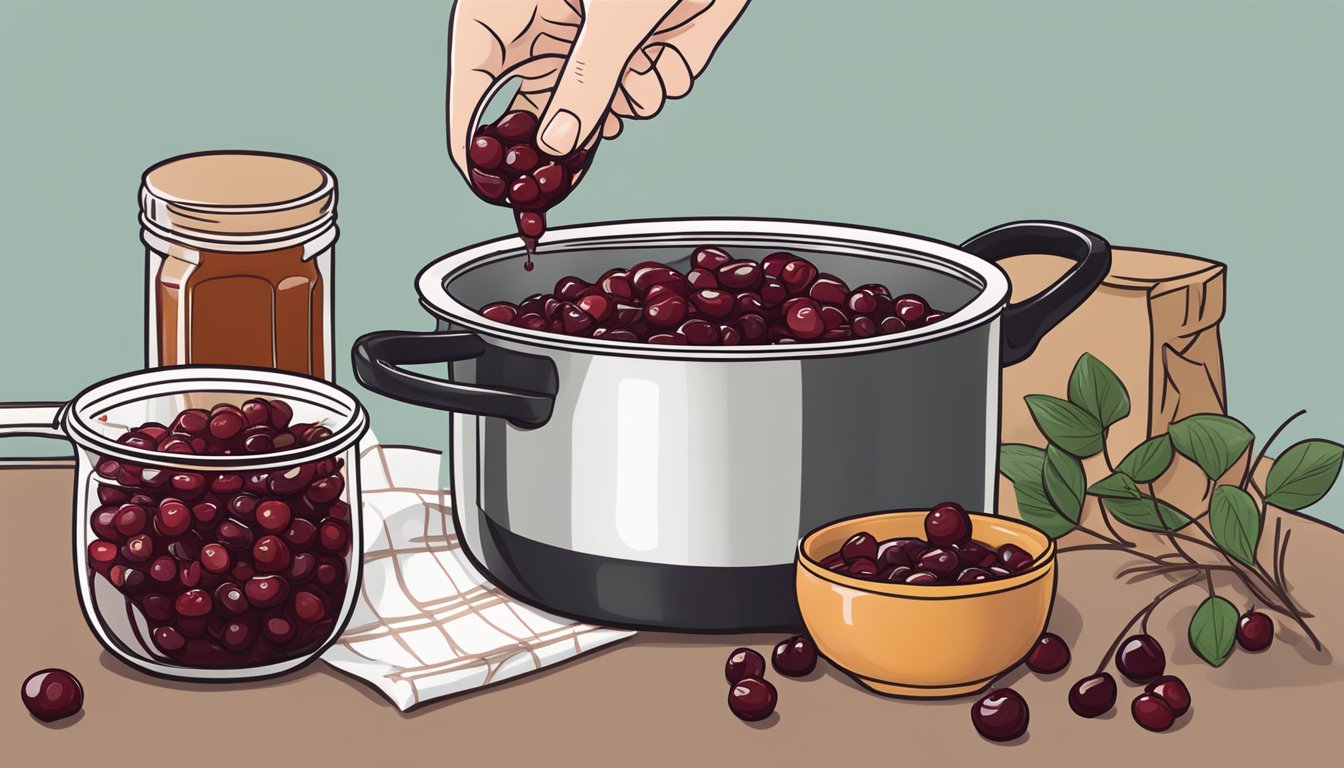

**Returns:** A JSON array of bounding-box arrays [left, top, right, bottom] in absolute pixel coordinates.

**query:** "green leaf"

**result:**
[[1000, 444, 1046, 485], [1102, 496, 1193, 532], [1189, 595, 1239, 667], [1068, 353, 1131, 428], [1263, 439, 1344, 511], [1168, 414, 1254, 480], [1116, 436, 1174, 484], [1209, 485, 1261, 566], [1087, 472, 1142, 499], [998, 444, 1077, 538], [1043, 445, 1085, 522], [1024, 395, 1104, 458]]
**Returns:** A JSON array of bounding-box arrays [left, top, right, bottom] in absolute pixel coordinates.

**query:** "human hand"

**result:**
[[446, 0, 748, 182]]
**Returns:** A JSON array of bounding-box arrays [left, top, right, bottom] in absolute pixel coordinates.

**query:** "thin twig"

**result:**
[[1242, 409, 1307, 493], [1274, 520, 1286, 589], [1100, 435, 1137, 546], [1072, 524, 1168, 565], [1272, 518, 1285, 592], [1098, 575, 1202, 674], [1119, 562, 1314, 619], [1058, 543, 1133, 555]]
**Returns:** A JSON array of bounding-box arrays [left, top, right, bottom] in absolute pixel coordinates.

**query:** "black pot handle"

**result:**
[[960, 220, 1111, 366], [352, 330, 554, 428]]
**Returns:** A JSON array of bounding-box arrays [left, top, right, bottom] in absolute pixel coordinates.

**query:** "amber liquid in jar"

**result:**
[[142, 151, 337, 380], [156, 246, 326, 377]]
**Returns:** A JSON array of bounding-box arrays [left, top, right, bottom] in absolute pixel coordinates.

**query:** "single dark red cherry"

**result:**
[[1026, 633, 1071, 674], [782, 297, 824, 339], [971, 688, 1029, 742], [494, 110, 538, 142], [924, 501, 971, 546], [245, 575, 289, 609], [1131, 693, 1175, 732], [998, 543, 1036, 572], [917, 547, 960, 577], [1068, 672, 1117, 718], [469, 134, 503, 170], [840, 532, 878, 563], [1116, 634, 1166, 683], [725, 647, 766, 685], [692, 246, 732, 271], [208, 405, 245, 440], [956, 567, 992, 583], [1144, 675, 1191, 717], [843, 557, 877, 577], [772, 635, 817, 677], [727, 678, 777, 722], [1237, 611, 1273, 652], [21, 668, 84, 722]]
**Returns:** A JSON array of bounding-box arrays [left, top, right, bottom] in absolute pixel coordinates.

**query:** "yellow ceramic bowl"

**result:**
[[796, 510, 1057, 698]]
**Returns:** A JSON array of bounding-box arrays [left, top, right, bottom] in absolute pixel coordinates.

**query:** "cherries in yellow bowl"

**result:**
[[796, 508, 1056, 698]]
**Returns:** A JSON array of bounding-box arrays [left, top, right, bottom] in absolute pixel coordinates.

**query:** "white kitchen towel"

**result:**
[[321, 437, 634, 711]]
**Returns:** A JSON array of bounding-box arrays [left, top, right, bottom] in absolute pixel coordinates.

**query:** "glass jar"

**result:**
[[69, 367, 367, 680], [141, 151, 338, 379]]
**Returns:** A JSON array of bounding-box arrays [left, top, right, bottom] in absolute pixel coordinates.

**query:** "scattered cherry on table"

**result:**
[[1025, 633, 1071, 674], [21, 668, 83, 722], [771, 635, 817, 677], [724, 647, 766, 685], [970, 688, 1029, 742], [1236, 611, 1274, 652], [1115, 634, 1166, 683], [727, 677, 777, 722]]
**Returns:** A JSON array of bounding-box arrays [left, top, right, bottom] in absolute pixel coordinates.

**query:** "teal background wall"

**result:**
[[3, 0, 1341, 521]]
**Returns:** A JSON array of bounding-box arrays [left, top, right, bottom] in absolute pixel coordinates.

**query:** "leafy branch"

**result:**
[[1000, 353, 1341, 663]]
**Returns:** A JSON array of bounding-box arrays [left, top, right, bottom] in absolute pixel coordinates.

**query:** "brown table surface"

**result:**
[[3, 462, 1340, 766]]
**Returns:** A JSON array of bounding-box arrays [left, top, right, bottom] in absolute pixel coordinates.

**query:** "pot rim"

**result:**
[[415, 217, 1011, 360]]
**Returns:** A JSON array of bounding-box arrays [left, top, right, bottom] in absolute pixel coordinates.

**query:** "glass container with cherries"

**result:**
[[25, 367, 370, 681]]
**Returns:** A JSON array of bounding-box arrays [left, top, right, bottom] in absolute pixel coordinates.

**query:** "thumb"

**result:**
[[537, 0, 672, 156]]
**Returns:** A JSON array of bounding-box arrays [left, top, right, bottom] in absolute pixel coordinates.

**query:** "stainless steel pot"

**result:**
[[353, 218, 1109, 631]]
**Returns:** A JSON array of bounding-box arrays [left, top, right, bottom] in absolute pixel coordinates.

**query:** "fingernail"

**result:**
[[539, 110, 580, 155]]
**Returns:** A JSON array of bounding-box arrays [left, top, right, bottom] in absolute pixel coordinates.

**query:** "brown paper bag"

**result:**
[[997, 248, 1229, 522]]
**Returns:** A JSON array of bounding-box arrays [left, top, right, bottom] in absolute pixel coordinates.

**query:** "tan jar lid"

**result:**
[[140, 151, 337, 252]]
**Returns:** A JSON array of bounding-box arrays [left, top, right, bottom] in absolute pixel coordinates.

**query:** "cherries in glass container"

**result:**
[[479, 246, 947, 346], [466, 110, 596, 268], [817, 502, 1038, 585], [86, 399, 352, 669]]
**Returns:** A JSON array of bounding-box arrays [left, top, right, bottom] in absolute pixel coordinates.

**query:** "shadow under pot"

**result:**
[[0, 366, 369, 681], [352, 218, 1110, 632]]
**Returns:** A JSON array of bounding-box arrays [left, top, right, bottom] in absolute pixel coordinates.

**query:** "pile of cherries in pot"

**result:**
[[86, 399, 353, 669], [466, 110, 595, 261], [478, 246, 947, 345], [819, 502, 1038, 585]]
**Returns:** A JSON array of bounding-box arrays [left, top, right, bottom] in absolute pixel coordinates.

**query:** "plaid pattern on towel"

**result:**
[[321, 439, 634, 710]]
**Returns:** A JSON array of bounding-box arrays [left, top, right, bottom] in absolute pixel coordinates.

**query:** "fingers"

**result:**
[[536, 0, 676, 156], [446, 1, 507, 180], [649, 0, 749, 82]]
